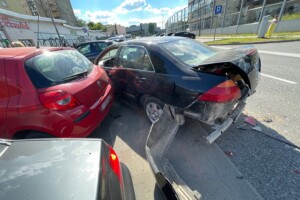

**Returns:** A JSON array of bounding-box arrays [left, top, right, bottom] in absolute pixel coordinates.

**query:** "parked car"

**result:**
[[94, 37, 260, 128], [76, 40, 115, 62], [0, 138, 136, 200], [108, 36, 126, 42], [166, 32, 174, 36], [173, 31, 196, 39], [0, 47, 114, 139]]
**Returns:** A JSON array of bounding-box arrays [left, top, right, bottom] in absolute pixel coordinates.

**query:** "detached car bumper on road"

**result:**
[[0, 139, 135, 200]]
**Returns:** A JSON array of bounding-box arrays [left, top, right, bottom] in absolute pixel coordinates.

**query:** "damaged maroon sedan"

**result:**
[[95, 37, 260, 143]]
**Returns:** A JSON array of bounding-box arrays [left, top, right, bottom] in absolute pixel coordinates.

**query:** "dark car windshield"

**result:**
[[159, 39, 217, 67], [25, 50, 93, 89]]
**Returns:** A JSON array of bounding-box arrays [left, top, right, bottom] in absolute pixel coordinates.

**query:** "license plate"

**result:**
[[101, 95, 111, 111]]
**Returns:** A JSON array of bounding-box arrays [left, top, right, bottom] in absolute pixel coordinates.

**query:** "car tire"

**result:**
[[143, 97, 164, 123], [25, 132, 55, 139]]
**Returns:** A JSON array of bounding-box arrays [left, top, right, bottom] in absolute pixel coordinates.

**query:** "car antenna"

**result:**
[[36, 14, 40, 48]]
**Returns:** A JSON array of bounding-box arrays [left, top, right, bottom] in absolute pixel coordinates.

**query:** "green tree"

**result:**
[[87, 21, 95, 29], [87, 21, 106, 31], [148, 23, 155, 35], [76, 17, 86, 27]]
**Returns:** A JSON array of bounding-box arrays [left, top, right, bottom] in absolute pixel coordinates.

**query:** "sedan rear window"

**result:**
[[160, 39, 217, 67], [25, 50, 93, 89]]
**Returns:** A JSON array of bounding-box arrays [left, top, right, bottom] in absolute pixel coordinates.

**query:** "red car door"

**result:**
[[0, 59, 9, 137]]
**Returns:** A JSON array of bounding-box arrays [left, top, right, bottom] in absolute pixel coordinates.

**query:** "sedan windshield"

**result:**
[[25, 50, 93, 89], [160, 39, 217, 67]]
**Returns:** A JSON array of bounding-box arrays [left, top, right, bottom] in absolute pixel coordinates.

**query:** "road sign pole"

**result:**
[[214, 18, 217, 41], [214, 4, 223, 41]]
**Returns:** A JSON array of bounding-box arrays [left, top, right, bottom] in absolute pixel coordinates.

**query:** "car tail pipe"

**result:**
[[145, 105, 202, 200]]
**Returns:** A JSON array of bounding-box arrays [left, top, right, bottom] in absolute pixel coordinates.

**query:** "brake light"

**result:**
[[109, 146, 122, 183], [198, 80, 241, 103], [38, 90, 80, 111]]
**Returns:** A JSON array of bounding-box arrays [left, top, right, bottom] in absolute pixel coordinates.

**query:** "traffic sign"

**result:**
[[82, 28, 88, 33], [215, 5, 223, 15]]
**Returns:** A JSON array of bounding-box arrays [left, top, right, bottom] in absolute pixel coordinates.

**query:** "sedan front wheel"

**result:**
[[144, 97, 164, 123]]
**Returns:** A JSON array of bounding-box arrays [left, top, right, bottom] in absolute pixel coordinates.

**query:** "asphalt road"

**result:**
[[90, 41, 300, 200], [214, 41, 300, 200]]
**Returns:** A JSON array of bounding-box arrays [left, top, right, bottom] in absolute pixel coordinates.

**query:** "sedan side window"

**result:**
[[98, 48, 118, 67], [119, 46, 153, 71], [77, 44, 91, 55]]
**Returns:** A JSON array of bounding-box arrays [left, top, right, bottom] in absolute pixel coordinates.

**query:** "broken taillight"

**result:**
[[38, 90, 80, 111], [198, 80, 241, 103]]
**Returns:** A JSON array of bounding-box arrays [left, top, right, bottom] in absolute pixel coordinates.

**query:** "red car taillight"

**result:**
[[109, 146, 122, 183], [198, 80, 241, 103], [38, 90, 80, 111]]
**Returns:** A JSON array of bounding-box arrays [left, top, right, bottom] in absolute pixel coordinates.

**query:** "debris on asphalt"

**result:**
[[237, 125, 249, 130], [252, 126, 262, 132], [264, 118, 273, 123], [244, 116, 256, 126], [224, 151, 234, 157]]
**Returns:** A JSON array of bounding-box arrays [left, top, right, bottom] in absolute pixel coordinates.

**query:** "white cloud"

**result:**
[[73, 9, 81, 16], [73, 2, 187, 29], [114, 0, 147, 14], [165, 5, 187, 18], [144, 4, 170, 15]]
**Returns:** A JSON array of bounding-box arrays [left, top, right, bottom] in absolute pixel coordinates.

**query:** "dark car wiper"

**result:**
[[63, 70, 88, 82]]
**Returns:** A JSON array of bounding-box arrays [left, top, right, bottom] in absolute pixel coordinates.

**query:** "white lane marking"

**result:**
[[211, 46, 298, 84], [211, 46, 300, 58], [259, 50, 300, 58], [261, 73, 297, 84]]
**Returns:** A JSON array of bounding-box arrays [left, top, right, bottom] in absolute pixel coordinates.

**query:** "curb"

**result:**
[[205, 39, 300, 46]]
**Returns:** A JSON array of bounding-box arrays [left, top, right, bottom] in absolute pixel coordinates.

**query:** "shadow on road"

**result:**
[[89, 100, 300, 200], [89, 100, 150, 159]]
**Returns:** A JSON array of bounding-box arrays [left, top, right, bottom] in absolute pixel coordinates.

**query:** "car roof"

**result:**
[[119, 36, 184, 46], [0, 47, 72, 58], [0, 139, 108, 200], [76, 40, 112, 46], [0, 47, 72, 59]]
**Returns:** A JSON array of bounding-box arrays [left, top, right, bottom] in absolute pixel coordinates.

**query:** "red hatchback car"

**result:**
[[0, 47, 113, 139]]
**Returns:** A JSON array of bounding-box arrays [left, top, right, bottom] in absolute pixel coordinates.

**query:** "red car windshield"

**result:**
[[25, 50, 93, 89]]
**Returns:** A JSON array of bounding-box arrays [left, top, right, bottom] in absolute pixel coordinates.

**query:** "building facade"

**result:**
[[0, 0, 77, 26], [126, 23, 161, 37], [0, 8, 105, 48], [106, 24, 126, 36], [0, 0, 32, 15], [166, 0, 300, 34]]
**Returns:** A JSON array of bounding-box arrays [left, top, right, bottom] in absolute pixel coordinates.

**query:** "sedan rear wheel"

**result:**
[[144, 97, 164, 123]]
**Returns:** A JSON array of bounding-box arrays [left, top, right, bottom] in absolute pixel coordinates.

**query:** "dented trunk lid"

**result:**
[[199, 45, 261, 91]]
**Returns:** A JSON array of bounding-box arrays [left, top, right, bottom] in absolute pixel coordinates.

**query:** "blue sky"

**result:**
[[70, 0, 187, 28]]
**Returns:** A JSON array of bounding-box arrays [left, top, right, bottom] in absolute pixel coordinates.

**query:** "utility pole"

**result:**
[[46, 0, 63, 46]]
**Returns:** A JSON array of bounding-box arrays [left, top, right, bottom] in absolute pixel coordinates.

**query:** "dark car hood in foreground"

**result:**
[[0, 139, 103, 200]]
